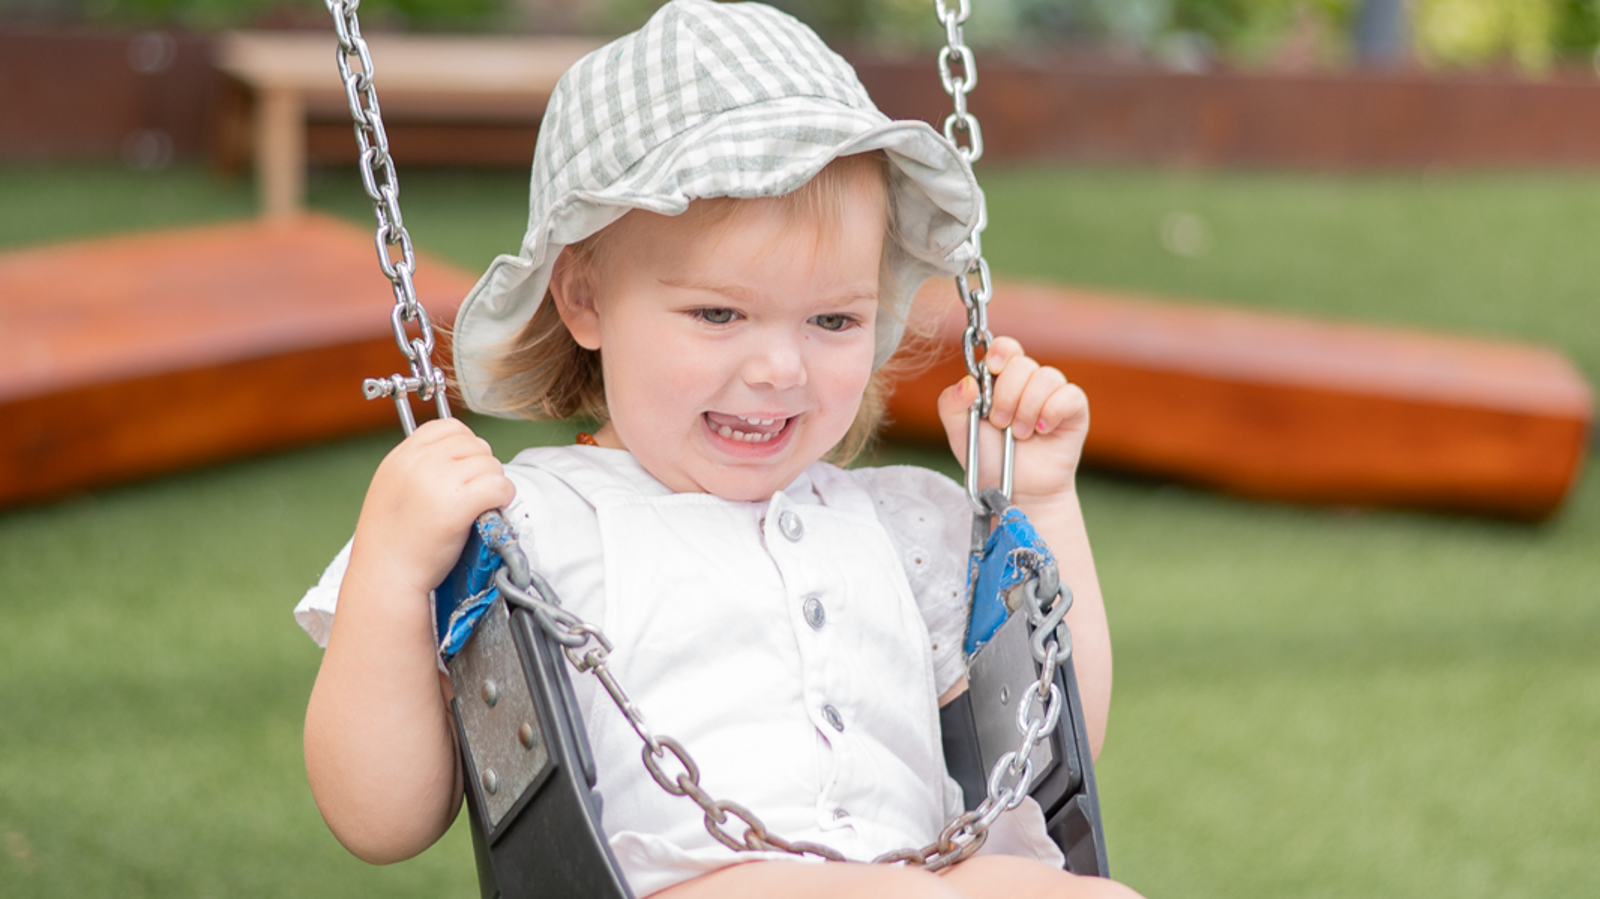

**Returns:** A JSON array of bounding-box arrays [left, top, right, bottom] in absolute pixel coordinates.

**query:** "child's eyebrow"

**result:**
[[658, 276, 760, 302], [659, 276, 879, 306]]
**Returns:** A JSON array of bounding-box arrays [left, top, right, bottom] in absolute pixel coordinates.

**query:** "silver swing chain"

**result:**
[[324, 0, 1070, 875], [327, 0, 450, 435]]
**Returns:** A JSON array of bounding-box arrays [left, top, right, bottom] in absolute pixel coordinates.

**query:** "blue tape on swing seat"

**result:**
[[965, 505, 1055, 658], [435, 515, 521, 660]]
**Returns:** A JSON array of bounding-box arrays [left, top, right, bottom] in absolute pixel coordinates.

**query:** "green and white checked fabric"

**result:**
[[454, 0, 983, 414]]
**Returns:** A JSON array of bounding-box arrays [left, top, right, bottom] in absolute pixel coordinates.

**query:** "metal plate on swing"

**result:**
[[967, 610, 1055, 785], [450, 598, 553, 831]]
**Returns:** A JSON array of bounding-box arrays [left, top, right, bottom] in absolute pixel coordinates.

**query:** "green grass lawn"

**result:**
[[2, 162, 1596, 898]]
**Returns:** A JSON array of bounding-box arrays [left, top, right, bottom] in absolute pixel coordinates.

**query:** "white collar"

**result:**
[[568, 445, 823, 507]]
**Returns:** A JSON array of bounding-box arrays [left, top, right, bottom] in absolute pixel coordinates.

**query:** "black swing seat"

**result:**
[[446, 562, 1107, 899], [452, 597, 630, 898], [939, 646, 1108, 876]]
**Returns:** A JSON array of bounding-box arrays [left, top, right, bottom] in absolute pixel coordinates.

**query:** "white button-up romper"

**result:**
[[513, 446, 961, 894], [295, 445, 1061, 896]]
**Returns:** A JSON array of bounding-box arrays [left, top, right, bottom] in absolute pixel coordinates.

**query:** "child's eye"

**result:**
[[695, 307, 738, 325], [812, 313, 857, 332]]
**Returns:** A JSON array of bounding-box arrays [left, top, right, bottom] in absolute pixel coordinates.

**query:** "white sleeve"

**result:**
[[293, 537, 353, 649], [290, 452, 603, 720], [852, 465, 973, 698], [289, 454, 601, 652]]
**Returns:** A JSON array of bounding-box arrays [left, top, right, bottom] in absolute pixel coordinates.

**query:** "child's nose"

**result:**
[[741, 333, 807, 390]]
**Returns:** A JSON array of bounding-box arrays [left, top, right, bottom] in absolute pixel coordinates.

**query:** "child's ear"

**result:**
[[549, 247, 602, 350]]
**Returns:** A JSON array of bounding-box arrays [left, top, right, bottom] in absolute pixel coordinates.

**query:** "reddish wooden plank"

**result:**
[[886, 282, 1592, 520], [4, 219, 1589, 518], [1, 214, 475, 506]]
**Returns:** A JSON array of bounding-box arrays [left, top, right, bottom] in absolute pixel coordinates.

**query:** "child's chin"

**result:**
[[703, 471, 794, 504]]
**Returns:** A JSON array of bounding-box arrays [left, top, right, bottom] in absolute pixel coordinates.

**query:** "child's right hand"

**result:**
[[349, 417, 517, 599], [308, 417, 509, 862]]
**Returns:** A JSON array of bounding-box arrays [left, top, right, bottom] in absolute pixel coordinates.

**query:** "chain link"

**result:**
[[935, 0, 1013, 512], [935, 0, 983, 165], [498, 573, 851, 864], [497, 558, 1071, 874], [325, 0, 449, 435]]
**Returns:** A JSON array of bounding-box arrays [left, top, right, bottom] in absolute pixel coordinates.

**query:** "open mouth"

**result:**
[[704, 412, 792, 445]]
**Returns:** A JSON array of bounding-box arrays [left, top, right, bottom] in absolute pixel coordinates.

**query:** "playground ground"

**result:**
[[1, 162, 1596, 897]]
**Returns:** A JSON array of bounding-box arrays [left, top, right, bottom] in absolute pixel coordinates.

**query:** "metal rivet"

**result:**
[[998, 684, 1010, 706], [481, 679, 500, 707], [518, 721, 536, 749], [779, 510, 804, 541], [803, 595, 826, 630], [482, 768, 500, 795], [822, 704, 844, 732]]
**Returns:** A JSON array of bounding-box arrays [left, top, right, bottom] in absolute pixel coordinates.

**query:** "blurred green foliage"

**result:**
[[591, 0, 1600, 71], [8, 0, 1600, 69], [2, 0, 507, 30], [1136, 0, 1600, 69], [1413, 0, 1554, 70], [1167, 0, 1351, 60], [1553, 0, 1600, 51]]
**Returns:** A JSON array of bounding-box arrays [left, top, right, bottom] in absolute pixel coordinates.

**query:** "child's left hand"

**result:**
[[936, 335, 1089, 508]]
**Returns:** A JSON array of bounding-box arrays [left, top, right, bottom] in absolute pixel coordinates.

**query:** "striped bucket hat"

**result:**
[[452, 0, 983, 415]]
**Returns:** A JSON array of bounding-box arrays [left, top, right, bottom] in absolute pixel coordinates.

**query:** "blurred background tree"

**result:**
[[0, 0, 508, 30], [5, 0, 1600, 71], [1412, 0, 1556, 71], [583, 0, 1600, 74]]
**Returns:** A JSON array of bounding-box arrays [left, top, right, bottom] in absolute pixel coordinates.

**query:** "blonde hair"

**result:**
[[476, 151, 928, 464]]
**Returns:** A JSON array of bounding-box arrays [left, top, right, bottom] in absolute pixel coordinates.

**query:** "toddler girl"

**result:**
[[296, 2, 1137, 897]]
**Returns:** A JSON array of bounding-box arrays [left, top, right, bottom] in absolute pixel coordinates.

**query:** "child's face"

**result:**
[[556, 178, 886, 502]]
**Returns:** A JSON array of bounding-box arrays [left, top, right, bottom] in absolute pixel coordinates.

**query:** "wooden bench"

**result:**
[[2, 219, 1590, 518], [213, 32, 602, 218]]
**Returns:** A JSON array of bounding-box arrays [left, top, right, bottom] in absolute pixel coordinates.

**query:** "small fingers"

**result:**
[[983, 338, 1083, 439], [985, 343, 1041, 433], [461, 470, 517, 519], [1034, 378, 1088, 437], [1009, 364, 1070, 438], [936, 375, 980, 461], [442, 443, 514, 508], [985, 336, 1026, 374], [408, 418, 497, 464], [938, 375, 980, 420], [410, 416, 472, 443], [444, 432, 498, 464]]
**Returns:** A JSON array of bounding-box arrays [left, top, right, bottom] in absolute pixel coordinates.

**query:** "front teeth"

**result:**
[[713, 415, 785, 443], [717, 423, 779, 443]]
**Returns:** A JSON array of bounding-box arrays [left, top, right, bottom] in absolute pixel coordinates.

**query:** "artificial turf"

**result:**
[[1, 162, 1596, 897]]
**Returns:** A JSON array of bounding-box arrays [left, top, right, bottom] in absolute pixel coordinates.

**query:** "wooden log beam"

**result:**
[[886, 282, 1592, 520], [4, 218, 1588, 519], [0, 214, 473, 507]]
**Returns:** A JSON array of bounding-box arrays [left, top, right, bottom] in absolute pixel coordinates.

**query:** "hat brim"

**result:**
[[453, 100, 980, 416]]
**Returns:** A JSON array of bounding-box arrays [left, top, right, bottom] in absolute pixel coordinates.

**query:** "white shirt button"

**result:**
[[822, 704, 845, 732], [803, 595, 825, 629], [778, 510, 804, 541]]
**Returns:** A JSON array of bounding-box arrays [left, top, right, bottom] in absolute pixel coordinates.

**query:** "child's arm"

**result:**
[[303, 418, 516, 863], [935, 336, 1112, 762]]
